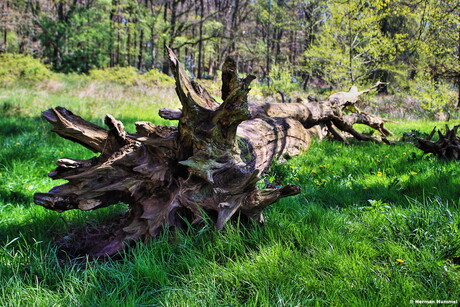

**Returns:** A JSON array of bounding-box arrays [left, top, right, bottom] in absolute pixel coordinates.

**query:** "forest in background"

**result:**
[[1, 0, 459, 111], [1, 2, 460, 304]]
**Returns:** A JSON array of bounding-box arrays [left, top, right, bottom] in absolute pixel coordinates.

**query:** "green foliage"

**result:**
[[88, 66, 174, 87], [269, 64, 300, 93], [414, 0, 459, 84], [409, 76, 456, 118], [0, 54, 54, 85], [61, 6, 112, 73], [303, 1, 370, 86], [302, 0, 459, 97], [303, 0, 411, 87], [253, 63, 301, 98], [2, 0, 459, 102], [38, 0, 113, 73], [1, 77, 460, 304], [1, 107, 459, 305], [142, 68, 175, 85]]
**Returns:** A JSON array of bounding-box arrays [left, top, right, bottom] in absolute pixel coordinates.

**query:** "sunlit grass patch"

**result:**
[[0, 78, 459, 305]]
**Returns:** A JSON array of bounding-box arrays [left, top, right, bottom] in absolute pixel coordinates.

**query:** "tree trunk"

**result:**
[[162, 2, 169, 74], [127, 25, 131, 66], [457, 22, 460, 109], [2, 29, 6, 52], [116, 24, 121, 66], [34, 49, 391, 257], [109, 0, 116, 67], [250, 82, 392, 144], [2, 0, 7, 52], [138, 29, 144, 70], [197, 0, 204, 78]]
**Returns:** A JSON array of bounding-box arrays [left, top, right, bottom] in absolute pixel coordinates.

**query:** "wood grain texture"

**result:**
[[34, 50, 322, 256]]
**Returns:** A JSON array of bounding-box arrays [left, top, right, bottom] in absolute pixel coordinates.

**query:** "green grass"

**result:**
[[1, 80, 460, 306]]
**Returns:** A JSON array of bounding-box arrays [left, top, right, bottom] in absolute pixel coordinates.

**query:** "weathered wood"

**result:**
[[326, 82, 386, 108], [250, 82, 392, 142], [34, 48, 391, 257], [164, 81, 392, 143], [416, 125, 460, 160], [42, 107, 108, 153], [34, 49, 324, 256], [159, 108, 182, 120]]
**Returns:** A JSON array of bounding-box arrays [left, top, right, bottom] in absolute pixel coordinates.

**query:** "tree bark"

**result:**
[[197, 0, 204, 78], [137, 29, 144, 70], [246, 82, 392, 144], [34, 49, 391, 257], [127, 24, 131, 66], [34, 48, 322, 257]]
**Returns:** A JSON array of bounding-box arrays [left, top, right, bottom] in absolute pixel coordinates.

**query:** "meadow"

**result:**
[[0, 75, 459, 306]]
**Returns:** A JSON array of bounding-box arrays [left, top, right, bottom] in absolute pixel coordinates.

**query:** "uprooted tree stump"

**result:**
[[416, 125, 460, 160], [34, 48, 392, 257]]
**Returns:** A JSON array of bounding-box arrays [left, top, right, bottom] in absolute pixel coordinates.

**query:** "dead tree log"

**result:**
[[416, 125, 460, 160], [34, 49, 391, 257], [244, 82, 392, 143], [34, 49, 321, 256], [162, 82, 392, 144]]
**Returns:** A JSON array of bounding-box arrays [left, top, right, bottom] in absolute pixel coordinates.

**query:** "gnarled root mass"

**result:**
[[34, 49, 391, 256], [416, 125, 460, 160]]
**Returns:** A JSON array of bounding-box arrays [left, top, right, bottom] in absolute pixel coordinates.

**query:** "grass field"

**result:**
[[1, 79, 459, 306]]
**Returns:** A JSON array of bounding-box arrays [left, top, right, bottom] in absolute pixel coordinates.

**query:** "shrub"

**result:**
[[0, 53, 54, 85], [252, 64, 302, 101], [410, 75, 456, 119], [269, 64, 300, 94], [89, 66, 174, 87], [142, 68, 175, 86]]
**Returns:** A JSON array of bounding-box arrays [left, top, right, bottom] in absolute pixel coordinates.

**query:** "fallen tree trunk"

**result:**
[[252, 82, 393, 144], [162, 82, 392, 144], [34, 49, 391, 256]]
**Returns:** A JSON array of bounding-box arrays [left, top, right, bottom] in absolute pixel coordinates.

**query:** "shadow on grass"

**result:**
[[0, 204, 128, 249], [299, 173, 460, 210], [0, 190, 30, 206], [0, 115, 50, 136], [1, 115, 459, 263], [0, 210, 65, 245]]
